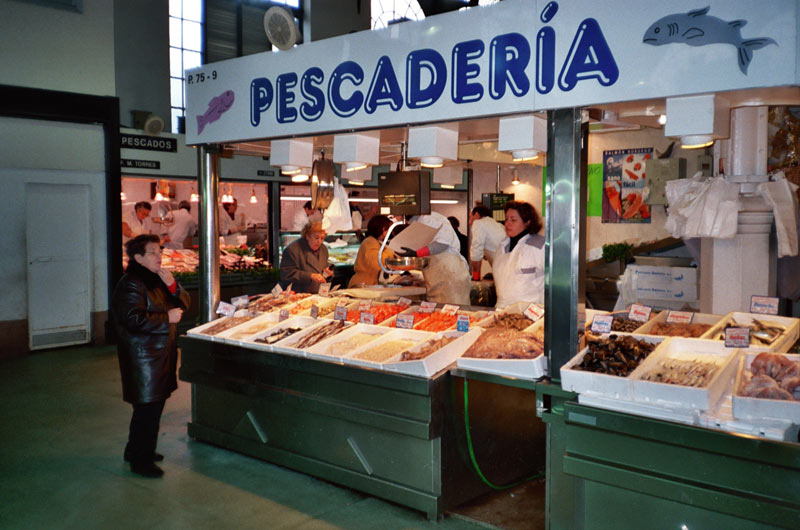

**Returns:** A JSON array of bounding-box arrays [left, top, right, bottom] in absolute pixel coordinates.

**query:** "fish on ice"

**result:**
[[642, 6, 776, 74], [197, 90, 235, 134]]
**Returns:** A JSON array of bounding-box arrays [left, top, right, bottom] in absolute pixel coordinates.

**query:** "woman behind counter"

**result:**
[[112, 234, 190, 478], [349, 215, 395, 288], [279, 221, 333, 293], [493, 200, 545, 308]]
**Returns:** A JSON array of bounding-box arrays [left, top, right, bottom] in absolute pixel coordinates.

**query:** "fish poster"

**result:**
[[602, 148, 652, 223]]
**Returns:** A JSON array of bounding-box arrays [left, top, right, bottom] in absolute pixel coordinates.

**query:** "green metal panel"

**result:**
[[562, 402, 800, 529], [192, 384, 441, 493]]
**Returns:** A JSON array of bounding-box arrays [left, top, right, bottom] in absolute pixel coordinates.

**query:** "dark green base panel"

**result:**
[[558, 401, 800, 530], [179, 336, 545, 520]]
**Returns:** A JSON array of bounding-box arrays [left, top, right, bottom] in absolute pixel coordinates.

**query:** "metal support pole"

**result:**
[[544, 108, 587, 381], [267, 180, 281, 267], [198, 145, 221, 323]]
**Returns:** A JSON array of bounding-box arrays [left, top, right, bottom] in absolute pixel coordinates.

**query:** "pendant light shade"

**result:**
[[334, 132, 380, 173], [665, 94, 730, 149], [433, 165, 463, 188], [408, 125, 459, 168], [271, 138, 314, 175], [498, 115, 547, 162]]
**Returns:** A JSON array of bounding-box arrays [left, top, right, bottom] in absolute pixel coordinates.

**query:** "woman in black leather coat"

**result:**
[[112, 234, 190, 477]]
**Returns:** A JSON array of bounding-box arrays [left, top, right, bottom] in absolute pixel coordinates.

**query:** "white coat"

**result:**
[[493, 233, 545, 308], [165, 208, 198, 249]]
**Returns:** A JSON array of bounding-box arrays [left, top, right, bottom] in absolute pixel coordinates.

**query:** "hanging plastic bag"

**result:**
[[665, 174, 740, 239], [321, 178, 353, 234], [758, 171, 799, 257]]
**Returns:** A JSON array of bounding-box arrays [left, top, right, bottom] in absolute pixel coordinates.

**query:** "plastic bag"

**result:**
[[758, 172, 799, 258], [664, 174, 740, 239], [321, 178, 353, 234]]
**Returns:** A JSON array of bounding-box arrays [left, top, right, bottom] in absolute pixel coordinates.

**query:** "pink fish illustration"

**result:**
[[197, 90, 235, 134]]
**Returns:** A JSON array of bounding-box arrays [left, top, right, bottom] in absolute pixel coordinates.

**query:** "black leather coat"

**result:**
[[112, 260, 190, 404]]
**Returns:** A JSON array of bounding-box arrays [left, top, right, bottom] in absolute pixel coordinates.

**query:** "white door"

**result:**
[[26, 183, 92, 350]]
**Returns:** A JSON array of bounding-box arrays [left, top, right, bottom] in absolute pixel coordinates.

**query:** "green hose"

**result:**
[[463, 378, 546, 490]]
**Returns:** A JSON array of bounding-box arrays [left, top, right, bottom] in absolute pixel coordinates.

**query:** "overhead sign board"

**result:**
[[185, 0, 797, 145]]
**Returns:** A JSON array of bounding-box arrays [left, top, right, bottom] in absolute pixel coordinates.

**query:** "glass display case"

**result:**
[[278, 231, 361, 267]]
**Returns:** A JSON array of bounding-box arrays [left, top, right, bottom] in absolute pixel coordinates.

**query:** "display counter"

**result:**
[[178, 335, 545, 519]]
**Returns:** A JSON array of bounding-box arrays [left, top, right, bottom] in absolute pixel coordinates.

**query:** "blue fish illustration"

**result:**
[[642, 6, 776, 74], [197, 90, 235, 134]]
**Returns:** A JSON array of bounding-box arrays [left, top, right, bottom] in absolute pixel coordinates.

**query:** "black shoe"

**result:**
[[130, 462, 164, 478], [124, 451, 164, 463]]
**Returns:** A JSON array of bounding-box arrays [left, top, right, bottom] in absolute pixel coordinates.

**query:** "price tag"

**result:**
[[396, 314, 415, 329], [441, 304, 459, 315], [231, 295, 249, 308], [457, 314, 470, 332], [359, 312, 375, 325], [750, 295, 779, 315], [397, 297, 412, 307], [358, 299, 372, 311], [310, 304, 319, 319], [725, 327, 751, 348], [420, 301, 437, 313], [524, 303, 545, 322], [333, 305, 348, 321], [279, 309, 290, 322], [271, 283, 283, 296], [628, 304, 652, 322], [590, 315, 614, 334], [666, 311, 694, 324], [216, 301, 236, 318], [318, 282, 331, 295]]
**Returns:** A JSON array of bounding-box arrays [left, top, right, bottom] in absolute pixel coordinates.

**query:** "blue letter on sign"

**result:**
[[452, 40, 484, 104], [365, 56, 403, 114], [536, 26, 555, 94], [489, 33, 530, 99], [558, 18, 618, 91], [300, 67, 325, 122], [276, 73, 298, 123], [329, 61, 364, 118], [250, 78, 273, 127], [406, 49, 446, 109]]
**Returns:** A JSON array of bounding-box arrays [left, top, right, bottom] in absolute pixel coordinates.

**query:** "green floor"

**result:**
[[0, 345, 496, 530]]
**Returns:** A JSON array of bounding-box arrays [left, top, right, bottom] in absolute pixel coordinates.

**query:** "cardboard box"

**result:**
[[630, 265, 698, 301]]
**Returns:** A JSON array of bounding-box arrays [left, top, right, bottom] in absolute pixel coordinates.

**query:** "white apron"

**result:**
[[423, 251, 471, 305], [493, 234, 545, 308]]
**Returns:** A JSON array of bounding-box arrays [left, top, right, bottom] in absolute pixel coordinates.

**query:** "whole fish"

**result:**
[[196, 90, 235, 134], [642, 6, 776, 74]]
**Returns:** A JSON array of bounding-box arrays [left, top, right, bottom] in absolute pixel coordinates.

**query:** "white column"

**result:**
[[700, 106, 776, 314]]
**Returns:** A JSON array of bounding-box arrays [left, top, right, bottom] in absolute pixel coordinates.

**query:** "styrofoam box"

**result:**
[[700, 394, 799, 442], [280, 294, 329, 317], [732, 352, 800, 423], [272, 318, 353, 354], [560, 335, 665, 400], [633, 311, 723, 338], [216, 312, 281, 344], [384, 328, 483, 378], [455, 319, 548, 380], [474, 303, 540, 330], [247, 316, 322, 355], [185, 313, 260, 342], [628, 338, 740, 411], [705, 312, 800, 352], [305, 323, 392, 363], [343, 328, 432, 370]]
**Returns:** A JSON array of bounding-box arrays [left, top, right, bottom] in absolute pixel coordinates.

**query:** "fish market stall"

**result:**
[[181, 0, 800, 526]]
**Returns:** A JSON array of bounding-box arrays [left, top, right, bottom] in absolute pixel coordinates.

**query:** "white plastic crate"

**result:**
[[247, 316, 322, 355], [628, 338, 740, 411], [633, 311, 722, 338], [343, 328, 432, 369], [384, 328, 483, 378], [732, 352, 800, 423], [455, 319, 547, 380], [305, 323, 391, 363], [705, 312, 800, 352], [560, 335, 665, 400], [216, 312, 281, 343]]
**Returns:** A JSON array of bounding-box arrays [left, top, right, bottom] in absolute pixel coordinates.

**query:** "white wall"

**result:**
[[0, 118, 108, 321], [0, 0, 115, 96]]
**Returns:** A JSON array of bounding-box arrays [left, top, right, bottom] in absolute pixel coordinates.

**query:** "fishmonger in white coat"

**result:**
[[492, 201, 545, 308]]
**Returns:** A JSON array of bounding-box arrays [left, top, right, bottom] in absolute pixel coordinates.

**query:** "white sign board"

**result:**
[[185, 0, 797, 145]]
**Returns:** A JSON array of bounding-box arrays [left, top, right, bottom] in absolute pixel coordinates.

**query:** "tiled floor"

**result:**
[[0, 345, 536, 530]]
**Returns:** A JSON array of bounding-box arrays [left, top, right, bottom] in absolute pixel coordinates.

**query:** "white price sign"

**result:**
[[750, 295, 779, 315], [524, 303, 545, 322], [310, 304, 319, 319], [359, 312, 375, 325], [628, 304, 652, 322], [279, 309, 290, 322], [420, 301, 437, 313], [231, 295, 249, 308], [397, 297, 412, 307], [333, 305, 348, 321], [358, 299, 373, 311], [318, 282, 331, 295], [590, 315, 614, 334], [396, 314, 415, 329], [666, 311, 694, 324], [216, 301, 236, 317], [441, 304, 459, 315], [725, 327, 750, 348], [271, 283, 283, 296]]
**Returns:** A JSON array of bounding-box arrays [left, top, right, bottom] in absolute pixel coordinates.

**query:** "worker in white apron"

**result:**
[[399, 212, 471, 306], [492, 201, 545, 308]]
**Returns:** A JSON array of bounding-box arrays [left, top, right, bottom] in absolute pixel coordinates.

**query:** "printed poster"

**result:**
[[602, 148, 652, 223]]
